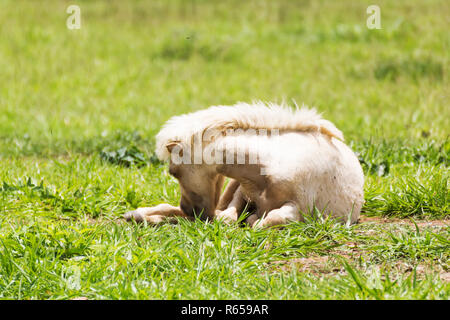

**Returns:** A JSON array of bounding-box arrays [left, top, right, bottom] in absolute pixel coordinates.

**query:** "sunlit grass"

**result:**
[[0, 0, 448, 299]]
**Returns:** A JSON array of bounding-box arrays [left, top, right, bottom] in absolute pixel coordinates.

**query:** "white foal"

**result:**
[[124, 102, 364, 228]]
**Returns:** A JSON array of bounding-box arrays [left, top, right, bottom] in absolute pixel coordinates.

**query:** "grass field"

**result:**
[[0, 0, 448, 299]]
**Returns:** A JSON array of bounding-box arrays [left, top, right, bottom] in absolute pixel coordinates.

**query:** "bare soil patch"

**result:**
[[358, 215, 449, 228]]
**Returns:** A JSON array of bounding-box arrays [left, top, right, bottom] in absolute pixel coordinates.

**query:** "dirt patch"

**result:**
[[358, 215, 449, 228], [440, 272, 450, 282], [271, 251, 450, 282], [271, 255, 348, 276], [284, 256, 329, 272]]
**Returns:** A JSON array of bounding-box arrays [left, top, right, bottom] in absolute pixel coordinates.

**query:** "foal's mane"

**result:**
[[155, 101, 344, 160]]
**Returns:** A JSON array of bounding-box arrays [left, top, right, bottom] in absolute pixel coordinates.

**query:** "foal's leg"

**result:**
[[123, 204, 192, 224], [251, 202, 301, 229], [216, 179, 240, 211], [214, 186, 247, 224], [124, 179, 242, 225]]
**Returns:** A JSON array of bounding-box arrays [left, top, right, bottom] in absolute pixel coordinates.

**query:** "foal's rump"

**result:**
[[263, 132, 364, 223]]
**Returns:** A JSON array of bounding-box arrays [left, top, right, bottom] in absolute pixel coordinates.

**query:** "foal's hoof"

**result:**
[[246, 214, 259, 227], [123, 210, 144, 222], [214, 208, 238, 225]]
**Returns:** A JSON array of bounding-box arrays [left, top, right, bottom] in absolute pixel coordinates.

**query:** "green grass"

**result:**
[[0, 214, 448, 299], [0, 0, 449, 299]]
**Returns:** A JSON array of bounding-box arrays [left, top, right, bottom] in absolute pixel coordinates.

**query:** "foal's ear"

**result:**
[[166, 142, 182, 156]]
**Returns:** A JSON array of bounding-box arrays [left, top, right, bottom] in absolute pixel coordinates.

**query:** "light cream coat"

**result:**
[[124, 102, 364, 227]]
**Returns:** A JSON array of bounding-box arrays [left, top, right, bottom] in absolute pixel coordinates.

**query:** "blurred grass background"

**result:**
[[0, 0, 448, 157]]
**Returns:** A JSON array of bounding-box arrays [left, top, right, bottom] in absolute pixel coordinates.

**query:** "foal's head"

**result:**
[[166, 143, 223, 220]]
